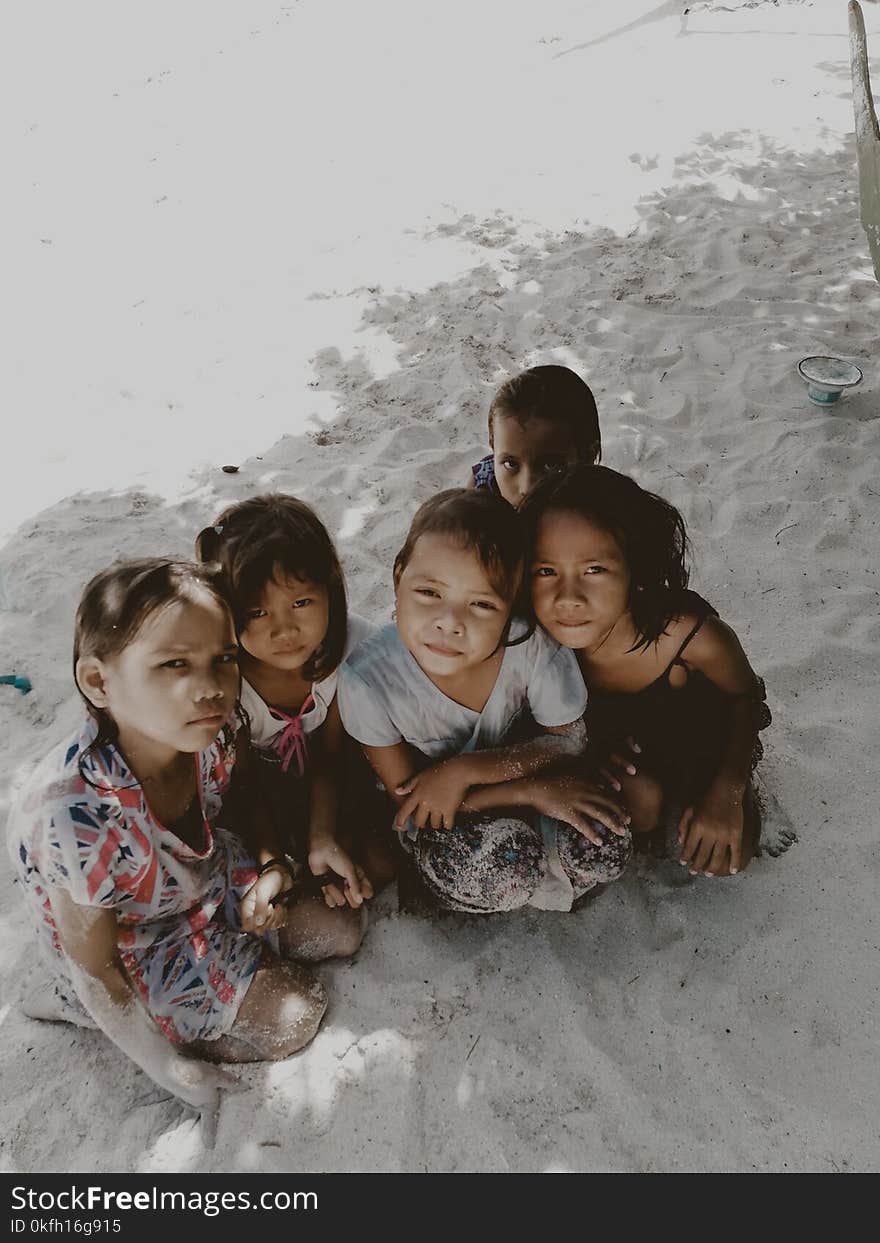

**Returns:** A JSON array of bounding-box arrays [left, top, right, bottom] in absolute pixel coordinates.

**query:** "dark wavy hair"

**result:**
[[196, 493, 347, 683], [73, 558, 238, 780], [489, 364, 601, 463], [393, 489, 532, 646], [519, 464, 690, 651]]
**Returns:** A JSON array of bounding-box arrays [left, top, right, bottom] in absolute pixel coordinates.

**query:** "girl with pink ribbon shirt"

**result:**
[[197, 495, 394, 913]]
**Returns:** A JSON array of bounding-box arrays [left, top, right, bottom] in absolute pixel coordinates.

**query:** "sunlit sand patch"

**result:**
[[337, 502, 377, 542], [3, 0, 879, 1175], [137, 1116, 208, 1174]]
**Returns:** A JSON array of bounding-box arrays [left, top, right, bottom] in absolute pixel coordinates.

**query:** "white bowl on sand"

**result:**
[[797, 356, 863, 405]]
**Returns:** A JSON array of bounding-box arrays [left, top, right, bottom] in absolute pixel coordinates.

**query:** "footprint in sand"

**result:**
[[385, 422, 445, 458]]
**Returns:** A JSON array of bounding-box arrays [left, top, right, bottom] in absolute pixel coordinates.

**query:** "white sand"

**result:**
[[2, 0, 879, 1172]]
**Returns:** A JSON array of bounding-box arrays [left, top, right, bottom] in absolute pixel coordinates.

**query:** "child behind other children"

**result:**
[[469, 364, 601, 508]]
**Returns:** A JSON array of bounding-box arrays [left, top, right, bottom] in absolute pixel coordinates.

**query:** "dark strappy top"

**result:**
[[585, 590, 770, 801]]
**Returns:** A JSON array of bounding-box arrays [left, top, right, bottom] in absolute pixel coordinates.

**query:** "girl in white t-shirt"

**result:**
[[338, 489, 632, 913], [197, 494, 393, 915]]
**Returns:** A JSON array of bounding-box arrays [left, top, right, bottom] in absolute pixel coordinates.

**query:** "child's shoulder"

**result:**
[[336, 623, 411, 737], [503, 622, 583, 694], [666, 591, 718, 638], [510, 618, 569, 662], [36, 719, 120, 798], [10, 722, 158, 905], [344, 612, 377, 657], [663, 591, 742, 665], [340, 620, 401, 682], [10, 721, 125, 851], [13, 729, 87, 815]]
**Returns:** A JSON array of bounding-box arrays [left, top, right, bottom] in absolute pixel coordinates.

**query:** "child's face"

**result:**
[[491, 413, 581, 508], [239, 568, 330, 674], [531, 509, 631, 652], [395, 533, 512, 679], [88, 592, 240, 755]]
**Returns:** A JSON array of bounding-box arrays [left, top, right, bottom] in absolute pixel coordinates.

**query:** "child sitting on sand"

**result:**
[[521, 465, 773, 877], [468, 364, 601, 508], [197, 494, 394, 910], [337, 488, 631, 912], [8, 559, 362, 1128]]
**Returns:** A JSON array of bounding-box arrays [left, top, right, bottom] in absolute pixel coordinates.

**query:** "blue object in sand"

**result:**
[[0, 674, 31, 694]]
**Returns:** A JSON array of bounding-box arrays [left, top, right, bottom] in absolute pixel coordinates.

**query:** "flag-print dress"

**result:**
[[8, 718, 264, 1045]]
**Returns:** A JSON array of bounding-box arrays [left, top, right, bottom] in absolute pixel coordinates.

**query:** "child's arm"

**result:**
[[384, 727, 629, 842], [458, 769, 630, 844], [306, 700, 373, 909], [48, 888, 239, 1130], [674, 616, 765, 876], [362, 740, 427, 811], [392, 720, 588, 831], [363, 731, 629, 844]]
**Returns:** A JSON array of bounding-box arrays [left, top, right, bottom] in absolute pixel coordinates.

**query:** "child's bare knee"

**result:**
[[280, 896, 367, 963], [599, 829, 633, 881], [327, 907, 366, 959], [268, 977, 328, 1058], [557, 823, 632, 893], [629, 807, 658, 833], [416, 816, 545, 913], [622, 774, 664, 833], [287, 988, 328, 1054]]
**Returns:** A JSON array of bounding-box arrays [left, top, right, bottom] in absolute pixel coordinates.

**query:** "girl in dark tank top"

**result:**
[[521, 465, 771, 879]]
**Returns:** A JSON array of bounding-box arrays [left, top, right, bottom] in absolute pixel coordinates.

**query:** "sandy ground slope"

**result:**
[[1, 1, 879, 1171]]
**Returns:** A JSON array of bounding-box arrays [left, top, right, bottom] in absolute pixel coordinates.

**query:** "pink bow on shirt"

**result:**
[[271, 694, 314, 776]]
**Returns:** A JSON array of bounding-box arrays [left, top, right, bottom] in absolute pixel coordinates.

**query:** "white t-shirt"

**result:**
[[337, 620, 587, 758], [241, 613, 375, 751], [338, 620, 588, 913]]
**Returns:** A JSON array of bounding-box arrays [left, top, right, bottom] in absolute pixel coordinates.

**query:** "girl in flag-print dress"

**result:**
[[8, 559, 362, 1119], [13, 715, 262, 1046]]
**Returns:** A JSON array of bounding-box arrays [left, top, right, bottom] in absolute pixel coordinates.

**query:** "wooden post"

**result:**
[[850, 1, 880, 280]]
